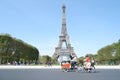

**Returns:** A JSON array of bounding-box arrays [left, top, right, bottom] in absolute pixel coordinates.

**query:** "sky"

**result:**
[[0, 0, 120, 57]]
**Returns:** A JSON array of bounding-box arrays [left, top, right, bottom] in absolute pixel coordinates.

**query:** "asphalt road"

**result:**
[[0, 69, 120, 80]]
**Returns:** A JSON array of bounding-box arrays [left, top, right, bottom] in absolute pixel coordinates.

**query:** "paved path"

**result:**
[[0, 65, 120, 69], [0, 69, 120, 80]]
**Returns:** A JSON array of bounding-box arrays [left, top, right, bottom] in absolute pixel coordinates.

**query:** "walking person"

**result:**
[[91, 58, 95, 69]]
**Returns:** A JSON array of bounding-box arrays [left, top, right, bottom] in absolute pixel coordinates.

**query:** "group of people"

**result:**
[[83, 55, 95, 71], [70, 55, 95, 71], [61, 55, 95, 72]]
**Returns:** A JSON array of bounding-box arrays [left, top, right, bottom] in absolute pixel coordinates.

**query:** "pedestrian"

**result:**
[[91, 58, 95, 69]]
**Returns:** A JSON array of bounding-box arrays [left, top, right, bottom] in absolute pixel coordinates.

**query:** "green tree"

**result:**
[[41, 55, 52, 64], [0, 34, 39, 64]]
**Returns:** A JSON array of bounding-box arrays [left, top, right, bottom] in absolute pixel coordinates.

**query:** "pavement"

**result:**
[[0, 65, 120, 69], [1, 65, 120, 80]]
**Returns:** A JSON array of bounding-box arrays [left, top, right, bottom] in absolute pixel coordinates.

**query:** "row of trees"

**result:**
[[0, 34, 39, 64], [78, 40, 120, 65], [96, 40, 120, 65], [39, 55, 58, 65], [0, 34, 120, 65]]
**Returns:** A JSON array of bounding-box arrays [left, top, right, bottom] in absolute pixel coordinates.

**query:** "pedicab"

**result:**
[[61, 61, 78, 72]]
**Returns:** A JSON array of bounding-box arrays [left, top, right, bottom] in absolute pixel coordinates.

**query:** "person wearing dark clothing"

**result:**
[[91, 58, 95, 69], [71, 55, 77, 70]]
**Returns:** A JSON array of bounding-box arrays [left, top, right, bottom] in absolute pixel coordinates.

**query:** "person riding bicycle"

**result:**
[[83, 55, 91, 72]]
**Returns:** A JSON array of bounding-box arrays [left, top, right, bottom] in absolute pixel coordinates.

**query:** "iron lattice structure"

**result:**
[[52, 5, 77, 60]]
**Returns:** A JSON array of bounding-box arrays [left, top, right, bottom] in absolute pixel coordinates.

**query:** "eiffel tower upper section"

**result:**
[[52, 4, 77, 59], [61, 4, 67, 36]]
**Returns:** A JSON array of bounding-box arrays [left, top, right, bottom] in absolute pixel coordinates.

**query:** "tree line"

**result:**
[[0, 34, 120, 65], [78, 40, 120, 65], [0, 34, 39, 64]]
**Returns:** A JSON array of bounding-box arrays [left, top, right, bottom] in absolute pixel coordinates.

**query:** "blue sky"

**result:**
[[0, 0, 120, 57]]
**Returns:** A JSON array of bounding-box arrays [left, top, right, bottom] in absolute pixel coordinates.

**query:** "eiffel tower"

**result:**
[[52, 4, 77, 63]]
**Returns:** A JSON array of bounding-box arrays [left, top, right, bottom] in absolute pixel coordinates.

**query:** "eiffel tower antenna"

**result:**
[[52, 4, 77, 63], [61, 4, 67, 36]]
